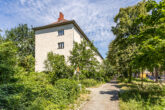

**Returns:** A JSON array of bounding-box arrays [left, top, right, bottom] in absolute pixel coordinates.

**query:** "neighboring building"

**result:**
[[34, 12, 103, 72]]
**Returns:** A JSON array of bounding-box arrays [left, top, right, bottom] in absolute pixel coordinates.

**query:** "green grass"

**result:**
[[80, 79, 104, 88], [119, 78, 165, 110]]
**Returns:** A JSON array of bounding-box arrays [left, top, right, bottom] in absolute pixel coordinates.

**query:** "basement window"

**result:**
[[58, 42, 64, 49], [58, 30, 64, 36]]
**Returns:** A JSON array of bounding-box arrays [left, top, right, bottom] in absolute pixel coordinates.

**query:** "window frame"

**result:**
[[58, 29, 64, 36], [58, 42, 64, 49]]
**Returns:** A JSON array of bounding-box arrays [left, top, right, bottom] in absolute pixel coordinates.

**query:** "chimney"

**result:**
[[58, 12, 64, 22]]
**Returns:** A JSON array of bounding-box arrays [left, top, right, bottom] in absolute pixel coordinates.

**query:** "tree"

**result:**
[[44, 52, 74, 83], [5, 24, 35, 57], [108, 0, 165, 83], [99, 58, 116, 81], [5, 24, 35, 71], [108, 40, 138, 82], [69, 40, 99, 79], [0, 41, 17, 84], [111, 1, 147, 40], [108, 1, 147, 82], [0, 29, 3, 41], [132, 0, 165, 82]]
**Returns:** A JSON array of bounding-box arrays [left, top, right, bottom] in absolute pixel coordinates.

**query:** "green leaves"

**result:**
[[0, 72, 81, 110], [112, 1, 147, 39], [4, 24, 35, 72], [69, 40, 99, 79], [108, 0, 165, 82], [134, 0, 165, 72], [5, 24, 35, 57], [55, 79, 80, 101], [0, 41, 17, 84], [108, 0, 164, 81], [44, 52, 74, 83]]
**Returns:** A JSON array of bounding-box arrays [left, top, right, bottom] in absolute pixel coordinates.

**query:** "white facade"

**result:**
[[73, 26, 103, 63], [35, 21, 103, 72]]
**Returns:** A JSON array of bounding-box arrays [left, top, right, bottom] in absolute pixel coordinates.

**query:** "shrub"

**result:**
[[0, 84, 25, 109], [28, 97, 61, 110], [0, 73, 81, 110], [44, 52, 74, 83], [28, 87, 67, 110], [0, 72, 51, 109], [18, 72, 65, 106], [99, 59, 115, 82], [19, 55, 35, 72], [0, 41, 17, 84], [80, 79, 98, 87], [55, 79, 80, 103]]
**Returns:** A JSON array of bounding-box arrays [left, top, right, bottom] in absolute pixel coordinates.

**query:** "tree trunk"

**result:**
[[135, 72, 137, 78], [138, 71, 140, 77], [155, 67, 159, 83], [152, 71, 154, 77], [141, 70, 144, 87], [124, 71, 128, 78], [128, 67, 132, 83]]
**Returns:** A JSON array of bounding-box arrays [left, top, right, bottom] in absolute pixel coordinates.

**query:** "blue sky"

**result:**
[[0, 0, 161, 58]]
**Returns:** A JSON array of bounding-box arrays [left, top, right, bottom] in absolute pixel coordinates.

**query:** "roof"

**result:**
[[33, 20, 103, 60]]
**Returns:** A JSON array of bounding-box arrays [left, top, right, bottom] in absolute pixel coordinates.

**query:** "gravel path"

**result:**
[[80, 81, 119, 110]]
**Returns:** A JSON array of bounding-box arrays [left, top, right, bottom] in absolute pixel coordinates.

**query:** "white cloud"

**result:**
[[20, 0, 26, 5], [0, 0, 146, 57]]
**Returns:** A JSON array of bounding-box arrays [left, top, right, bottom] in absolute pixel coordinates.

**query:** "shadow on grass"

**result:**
[[109, 78, 165, 109], [118, 83, 165, 107], [133, 78, 154, 83], [111, 83, 139, 90]]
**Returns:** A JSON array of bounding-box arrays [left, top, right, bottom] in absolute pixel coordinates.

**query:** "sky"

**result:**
[[0, 0, 161, 58]]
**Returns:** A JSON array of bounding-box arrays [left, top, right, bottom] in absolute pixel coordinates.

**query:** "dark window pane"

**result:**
[[58, 42, 64, 49], [58, 30, 64, 36]]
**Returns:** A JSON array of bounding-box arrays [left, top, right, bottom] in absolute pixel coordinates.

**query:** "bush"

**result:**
[[80, 79, 98, 87], [79, 70, 105, 82], [28, 86, 67, 110], [20, 73, 77, 108], [28, 97, 61, 110], [19, 55, 35, 72], [44, 52, 74, 83], [0, 73, 81, 110], [55, 79, 80, 103], [0, 72, 53, 109], [0, 41, 17, 84], [0, 84, 25, 109]]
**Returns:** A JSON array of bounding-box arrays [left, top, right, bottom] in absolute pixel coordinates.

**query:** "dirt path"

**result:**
[[80, 81, 119, 110]]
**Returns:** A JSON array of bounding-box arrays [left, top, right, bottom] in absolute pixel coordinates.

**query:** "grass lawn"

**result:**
[[118, 78, 165, 110]]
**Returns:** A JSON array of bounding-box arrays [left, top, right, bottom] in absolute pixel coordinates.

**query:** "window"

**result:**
[[58, 30, 64, 36], [58, 42, 64, 49]]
